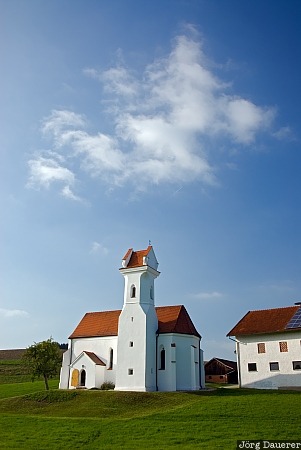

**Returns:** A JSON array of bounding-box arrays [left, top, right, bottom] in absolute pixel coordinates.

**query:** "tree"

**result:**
[[23, 337, 62, 390]]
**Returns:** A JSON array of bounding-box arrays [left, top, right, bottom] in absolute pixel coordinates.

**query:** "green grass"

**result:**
[[0, 379, 59, 399], [0, 359, 32, 384], [0, 385, 300, 449]]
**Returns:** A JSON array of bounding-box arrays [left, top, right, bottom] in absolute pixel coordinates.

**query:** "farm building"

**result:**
[[227, 304, 301, 389], [60, 245, 205, 392], [205, 358, 238, 384]]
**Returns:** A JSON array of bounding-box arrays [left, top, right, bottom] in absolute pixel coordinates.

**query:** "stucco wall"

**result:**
[[236, 331, 301, 389], [157, 333, 201, 391], [115, 302, 157, 391], [59, 336, 118, 389]]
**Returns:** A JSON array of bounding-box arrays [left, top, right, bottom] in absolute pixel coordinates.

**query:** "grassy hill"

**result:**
[[1, 350, 300, 448], [0, 382, 300, 449]]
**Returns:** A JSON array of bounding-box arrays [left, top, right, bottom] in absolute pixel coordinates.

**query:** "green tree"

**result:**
[[23, 338, 62, 390]]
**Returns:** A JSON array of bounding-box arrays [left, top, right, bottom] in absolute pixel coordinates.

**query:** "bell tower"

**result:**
[[115, 246, 160, 391]]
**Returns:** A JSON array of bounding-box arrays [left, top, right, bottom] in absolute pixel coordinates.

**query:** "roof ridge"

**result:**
[[247, 305, 298, 313]]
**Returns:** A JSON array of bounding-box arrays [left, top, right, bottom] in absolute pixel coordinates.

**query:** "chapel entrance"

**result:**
[[80, 369, 86, 386]]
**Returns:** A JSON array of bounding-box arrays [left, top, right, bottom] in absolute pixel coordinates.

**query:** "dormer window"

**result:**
[[130, 285, 136, 298]]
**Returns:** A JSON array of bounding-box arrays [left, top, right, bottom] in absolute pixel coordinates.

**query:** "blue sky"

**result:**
[[1, 0, 300, 360]]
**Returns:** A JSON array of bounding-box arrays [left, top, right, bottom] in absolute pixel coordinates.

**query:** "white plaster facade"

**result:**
[[59, 246, 204, 391], [157, 333, 202, 391], [235, 331, 301, 389]]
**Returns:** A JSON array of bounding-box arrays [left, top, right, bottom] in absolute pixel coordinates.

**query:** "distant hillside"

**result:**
[[0, 345, 67, 361], [0, 348, 65, 384], [0, 349, 26, 360]]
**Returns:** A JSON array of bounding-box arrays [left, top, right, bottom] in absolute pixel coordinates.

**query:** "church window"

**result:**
[[131, 317, 134, 322], [130, 285, 136, 298], [108, 348, 113, 370], [160, 348, 166, 370], [129, 341, 134, 347], [150, 286, 153, 300], [128, 368, 134, 375], [80, 369, 86, 386]]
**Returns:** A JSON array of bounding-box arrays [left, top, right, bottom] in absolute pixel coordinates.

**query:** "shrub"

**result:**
[[24, 390, 78, 403], [100, 381, 115, 390]]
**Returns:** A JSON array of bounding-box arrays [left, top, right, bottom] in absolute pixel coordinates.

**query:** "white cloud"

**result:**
[[61, 185, 83, 202], [0, 308, 29, 318], [272, 126, 295, 141], [28, 31, 279, 197], [27, 151, 85, 202], [89, 241, 109, 256], [258, 280, 295, 293], [41, 110, 86, 139], [27, 156, 75, 189], [191, 291, 224, 300]]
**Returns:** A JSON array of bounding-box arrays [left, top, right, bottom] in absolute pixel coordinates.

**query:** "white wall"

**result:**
[[236, 331, 301, 389], [59, 349, 71, 389], [59, 336, 118, 389], [115, 303, 157, 391], [115, 262, 159, 392], [157, 333, 201, 391]]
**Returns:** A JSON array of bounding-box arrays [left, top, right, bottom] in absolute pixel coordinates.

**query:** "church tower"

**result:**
[[115, 246, 160, 391]]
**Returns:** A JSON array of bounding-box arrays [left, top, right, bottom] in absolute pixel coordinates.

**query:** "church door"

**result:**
[[80, 369, 86, 387]]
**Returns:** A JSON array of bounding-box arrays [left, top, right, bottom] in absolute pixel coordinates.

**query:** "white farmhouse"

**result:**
[[227, 304, 301, 389], [59, 246, 205, 391]]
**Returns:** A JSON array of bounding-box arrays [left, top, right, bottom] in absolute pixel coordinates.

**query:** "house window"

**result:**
[[269, 362, 279, 371], [80, 369, 86, 386], [130, 285, 136, 298], [160, 348, 166, 370], [292, 361, 301, 370], [108, 348, 113, 370], [279, 341, 288, 352], [248, 363, 257, 372], [128, 368, 134, 375], [129, 341, 134, 347], [257, 343, 266, 354]]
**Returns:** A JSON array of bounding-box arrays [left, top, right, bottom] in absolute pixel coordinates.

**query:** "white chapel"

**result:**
[[59, 245, 205, 391]]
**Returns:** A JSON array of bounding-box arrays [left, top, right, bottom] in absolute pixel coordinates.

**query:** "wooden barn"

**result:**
[[205, 358, 238, 384]]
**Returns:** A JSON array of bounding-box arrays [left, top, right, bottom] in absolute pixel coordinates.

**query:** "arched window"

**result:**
[[108, 348, 113, 370], [80, 369, 86, 386], [130, 285, 136, 298], [160, 348, 166, 370]]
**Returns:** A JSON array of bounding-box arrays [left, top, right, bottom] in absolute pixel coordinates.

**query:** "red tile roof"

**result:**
[[227, 305, 300, 336], [69, 305, 200, 339], [70, 310, 120, 339], [157, 305, 201, 337], [84, 351, 106, 366], [124, 246, 152, 268]]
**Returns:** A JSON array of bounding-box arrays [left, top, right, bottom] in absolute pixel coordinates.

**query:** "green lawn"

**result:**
[[0, 359, 32, 384], [0, 384, 300, 449]]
